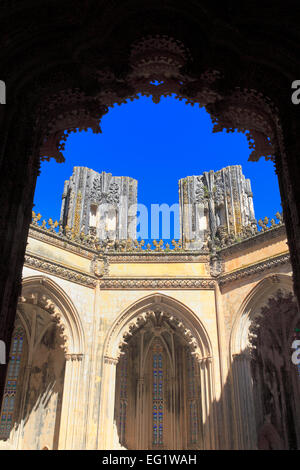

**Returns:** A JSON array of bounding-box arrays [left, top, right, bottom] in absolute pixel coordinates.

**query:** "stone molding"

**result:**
[[98, 278, 215, 289], [24, 251, 291, 290], [28, 226, 95, 259], [104, 356, 118, 365], [107, 253, 210, 263], [65, 353, 84, 361], [24, 253, 97, 288], [219, 253, 290, 286]]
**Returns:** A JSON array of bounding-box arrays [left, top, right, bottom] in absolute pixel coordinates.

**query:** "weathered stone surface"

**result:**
[[60, 167, 137, 241], [179, 165, 256, 250]]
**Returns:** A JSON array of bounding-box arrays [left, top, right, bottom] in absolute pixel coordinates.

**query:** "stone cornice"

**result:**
[[23, 249, 291, 290], [218, 252, 290, 286], [107, 253, 210, 263], [28, 226, 95, 259], [98, 278, 216, 289], [24, 253, 97, 288]]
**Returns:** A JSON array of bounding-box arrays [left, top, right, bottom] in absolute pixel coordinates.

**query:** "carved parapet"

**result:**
[[215, 212, 285, 251], [31, 211, 187, 253]]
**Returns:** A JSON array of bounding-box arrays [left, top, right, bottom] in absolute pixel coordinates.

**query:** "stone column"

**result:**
[[98, 356, 118, 449], [231, 353, 257, 449], [213, 281, 230, 449], [136, 377, 145, 449], [199, 357, 215, 449], [58, 354, 84, 449], [169, 375, 176, 449]]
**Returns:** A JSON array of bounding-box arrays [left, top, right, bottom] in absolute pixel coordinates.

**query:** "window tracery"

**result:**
[[114, 310, 202, 450], [0, 327, 24, 439]]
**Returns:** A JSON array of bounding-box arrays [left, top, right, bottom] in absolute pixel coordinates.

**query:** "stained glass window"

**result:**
[[152, 342, 163, 446], [0, 328, 24, 440]]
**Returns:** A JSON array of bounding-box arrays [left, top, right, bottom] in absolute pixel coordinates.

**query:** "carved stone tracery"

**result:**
[[249, 291, 300, 449], [18, 291, 69, 353], [35, 35, 281, 167], [117, 309, 203, 363]]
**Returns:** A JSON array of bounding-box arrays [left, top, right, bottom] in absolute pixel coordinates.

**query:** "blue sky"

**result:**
[[34, 94, 281, 240]]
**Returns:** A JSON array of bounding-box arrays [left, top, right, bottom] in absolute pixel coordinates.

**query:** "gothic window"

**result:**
[[187, 352, 199, 446], [114, 311, 202, 450], [152, 341, 164, 447], [0, 327, 24, 439]]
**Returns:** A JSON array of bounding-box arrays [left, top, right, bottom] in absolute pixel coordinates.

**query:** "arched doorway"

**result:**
[[99, 293, 215, 450]]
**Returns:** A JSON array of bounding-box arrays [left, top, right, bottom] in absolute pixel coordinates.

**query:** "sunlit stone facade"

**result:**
[[0, 166, 299, 450]]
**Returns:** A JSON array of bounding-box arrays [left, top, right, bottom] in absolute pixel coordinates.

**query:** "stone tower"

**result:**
[[179, 165, 256, 250], [60, 167, 137, 240]]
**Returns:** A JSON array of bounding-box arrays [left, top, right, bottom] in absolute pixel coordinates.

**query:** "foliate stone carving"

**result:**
[[207, 88, 279, 162], [117, 309, 203, 362], [248, 291, 300, 449], [194, 182, 205, 204], [19, 291, 69, 353], [30, 214, 204, 255], [107, 182, 120, 204], [60, 167, 136, 241], [216, 213, 285, 251], [89, 175, 102, 202], [32, 30, 283, 171], [249, 290, 299, 354], [38, 88, 108, 162], [108, 254, 209, 263], [98, 279, 215, 289], [179, 165, 256, 250], [24, 254, 97, 288], [219, 253, 290, 286], [89, 177, 120, 205], [128, 35, 190, 104]]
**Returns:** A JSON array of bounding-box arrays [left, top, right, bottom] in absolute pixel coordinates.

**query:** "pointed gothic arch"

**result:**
[[103, 292, 212, 361], [99, 293, 216, 450], [0, 275, 85, 449], [229, 274, 300, 449], [20, 275, 85, 355], [230, 274, 294, 357]]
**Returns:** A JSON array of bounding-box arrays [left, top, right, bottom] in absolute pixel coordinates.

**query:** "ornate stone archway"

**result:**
[[98, 293, 216, 450], [0, 276, 85, 449], [1, 2, 300, 415], [230, 274, 300, 449]]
